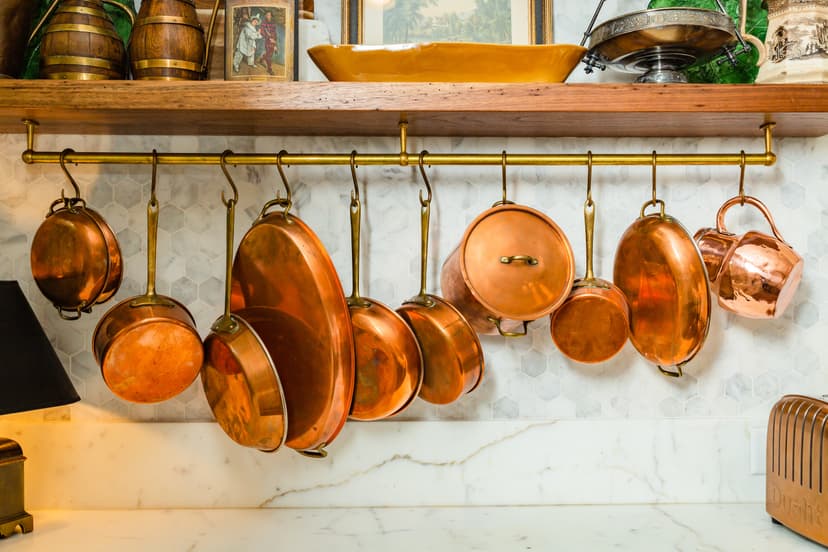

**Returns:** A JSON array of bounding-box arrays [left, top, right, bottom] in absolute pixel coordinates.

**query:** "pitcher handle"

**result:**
[[716, 195, 789, 245], [103, 0, 137, 28], [201, 0, 222, 77], [27, 0, 61, 48]]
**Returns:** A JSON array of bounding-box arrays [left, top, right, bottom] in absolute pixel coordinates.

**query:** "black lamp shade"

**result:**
[[0, 281, 80, 415]]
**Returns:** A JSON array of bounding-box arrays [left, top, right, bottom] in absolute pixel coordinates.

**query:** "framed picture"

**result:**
[[225, 0, 296, 80], [342, 0, 553, 45]]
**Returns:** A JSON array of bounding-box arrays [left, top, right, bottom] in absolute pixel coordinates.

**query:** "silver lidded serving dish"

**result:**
[[585, 8, 738, 83]]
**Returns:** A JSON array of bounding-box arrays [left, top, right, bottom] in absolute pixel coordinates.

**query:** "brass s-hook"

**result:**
[[417, 150, 432, 207], [651, 150, 658, 205], [59, 148, 82, 202], [275, 149, 293, 217], [640, 150, 666, 218], [738, 150, 746, 205], [219, 150, 239, 207], [349, 150, 360, 208]]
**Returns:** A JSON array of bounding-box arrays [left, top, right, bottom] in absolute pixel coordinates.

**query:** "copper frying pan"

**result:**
[[397, 153, 484, 405], [30, 149, 122, 319], [93, 151, 203, 403], [346, 153, 423, 420], [201, 152, 287, 451], [229, 153, 354, 457]]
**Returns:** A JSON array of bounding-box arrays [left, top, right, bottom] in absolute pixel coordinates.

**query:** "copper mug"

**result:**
[[695, 195, 803, 319]]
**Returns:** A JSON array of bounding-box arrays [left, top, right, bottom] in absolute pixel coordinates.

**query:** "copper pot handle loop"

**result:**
[[492, 150, 515, 207], [297, 443, 328, 459], [716, 195, 790, 245], [57, 304, 91, 321], [346, 151, 371, 309], [487, 316, 529, 338], [259, 151, 294, 221], [658, 363, 684, 378], [212, 150, 240, 334], [131, 150, 175, 309]]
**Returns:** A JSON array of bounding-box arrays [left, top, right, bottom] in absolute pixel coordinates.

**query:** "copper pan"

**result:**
[[93, 152, 203, 403], [396, 153, 484, 405], [612, 158, 710, 378], [551, 158, 629, 364], [31, 149, 122, 320], [201, 152, 287, 452], [229, 153, 354, 457], [441, 153, 575, 337], [345, 153, 423, 421]]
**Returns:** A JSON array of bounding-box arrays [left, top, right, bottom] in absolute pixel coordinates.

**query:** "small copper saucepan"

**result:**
[[397, 153, 484, 405], [93, 152, 203, 403], [345, 153, 423, 421], [30, 149, 123, 320], [550, 155, 629, 363], [201, 152, 287, 451]]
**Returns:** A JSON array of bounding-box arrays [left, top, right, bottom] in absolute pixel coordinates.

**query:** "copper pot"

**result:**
[[397, 155, 484, 405], [613, 199, 711, 377], [441, 201, 575, 337], [31, 149, 122, 320], [551, 193, 629, 364], [346, 156, 423, 421], [201, 155, 287, 452], [695, 195, 803, 319], [93, 153, 203, 403]]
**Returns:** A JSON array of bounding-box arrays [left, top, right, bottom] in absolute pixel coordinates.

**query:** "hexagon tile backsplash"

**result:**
[[1, 132, 826, 423]]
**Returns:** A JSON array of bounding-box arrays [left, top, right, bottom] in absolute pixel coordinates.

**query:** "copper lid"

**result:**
[[460, 204, 574, 320]]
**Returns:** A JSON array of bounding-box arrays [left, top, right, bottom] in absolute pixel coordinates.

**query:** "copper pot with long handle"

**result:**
[[695, 195, 802, 319], [346, 153, 423, 421], [441, 153, 575, 337], [551, 157, 629, 364], [93, 151, 203, 403], [31, 149, 123, 320], [230, 153, 354, 457], [397, 153, 484, 405], [201, 152, 287, 451]]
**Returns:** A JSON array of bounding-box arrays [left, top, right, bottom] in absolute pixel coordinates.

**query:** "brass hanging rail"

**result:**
[[20, 120, 777, 168]]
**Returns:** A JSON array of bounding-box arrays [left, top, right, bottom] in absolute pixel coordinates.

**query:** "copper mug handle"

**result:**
[[716, 195, 789, 245]]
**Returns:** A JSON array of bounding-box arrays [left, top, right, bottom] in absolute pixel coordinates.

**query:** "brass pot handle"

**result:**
[[500, 255, 538, 266], [658, 363, 684, 378], [297, 444, 328, 459], [487, 316, 529, 338]]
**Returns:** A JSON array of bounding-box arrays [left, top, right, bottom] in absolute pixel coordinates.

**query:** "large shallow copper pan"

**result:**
[[613, 196, 710, 378], [93, 152, 203, 402], [397, 154, 484, 405], [551, 169, 629, 364], [31, 149, 122, 320], [346, 155, 423, 421], [230, 156, 354, 456], [201, 154, 287, 452]]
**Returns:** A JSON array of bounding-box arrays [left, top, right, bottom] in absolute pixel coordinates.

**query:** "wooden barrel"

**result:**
[[130, 0, 207, 80], [40, 0, 126, 80]]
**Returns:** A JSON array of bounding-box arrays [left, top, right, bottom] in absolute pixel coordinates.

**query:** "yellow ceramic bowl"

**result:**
[[307, 42, 587, 83]]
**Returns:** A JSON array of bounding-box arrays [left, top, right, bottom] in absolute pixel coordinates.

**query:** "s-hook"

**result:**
[[418, 150, 432, 207], [219, 150, 239, 207], [58, 148, 83, 208], [275, 149, 293, 217], [738, 150, 747, 205]]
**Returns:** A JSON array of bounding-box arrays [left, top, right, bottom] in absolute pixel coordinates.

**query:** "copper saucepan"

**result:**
[[201, 152, 287, 451], [397, 153, 484, 405], [441, 152, 575, 337], [93, 152, 203, 403], [30, 149, 122, 320], [551, 155, 629, 364], [230, 153, 354, 457], [345, 153, 423, 421], [612, 156, 710, 378]]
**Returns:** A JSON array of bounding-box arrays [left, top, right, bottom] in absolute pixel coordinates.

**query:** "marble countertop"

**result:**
[[2, 504, 824, 551]]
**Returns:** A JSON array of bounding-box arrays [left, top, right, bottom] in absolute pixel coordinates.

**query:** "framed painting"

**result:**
[[225, 0, 296, 80], [342, 0, 553, 45]]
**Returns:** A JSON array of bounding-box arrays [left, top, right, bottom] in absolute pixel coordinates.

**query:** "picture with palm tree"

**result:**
[[381, 0, 516, 44]]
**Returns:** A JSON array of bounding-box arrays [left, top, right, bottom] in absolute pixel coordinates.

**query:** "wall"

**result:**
[[1, 0, 825, 508]]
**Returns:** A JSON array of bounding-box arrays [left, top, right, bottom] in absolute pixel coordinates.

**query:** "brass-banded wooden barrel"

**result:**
[[40, 0, 126, 80], [130, 0, 207, 80]]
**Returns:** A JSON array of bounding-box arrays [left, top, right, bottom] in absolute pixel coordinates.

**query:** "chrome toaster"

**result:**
[[767, 395, 828, 546]]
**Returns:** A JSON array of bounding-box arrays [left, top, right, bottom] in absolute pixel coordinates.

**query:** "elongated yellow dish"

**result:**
[[308, 42, 587, 83]]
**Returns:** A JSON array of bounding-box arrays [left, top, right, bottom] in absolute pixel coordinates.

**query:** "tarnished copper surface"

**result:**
[[230, 211, 354, 453], [30, 204, 121, 314], [441, 204, 575, 335], [397, 296, 484, 405], [613, 213, 711, 369], [202, 313, 287, 451], [349, 302, 423, 420], [93, 296, 203, 403], [697, 195, 803, 319]]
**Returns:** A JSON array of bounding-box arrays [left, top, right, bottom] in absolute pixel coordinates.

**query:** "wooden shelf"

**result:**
[[1, 81, 827, 138]]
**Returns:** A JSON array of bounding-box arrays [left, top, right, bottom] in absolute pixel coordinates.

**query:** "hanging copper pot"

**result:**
[[345, 153, 423, 421], [397, 153, 484, 405], [441, 154, 575, 337], [30, 149, 123, 320], [201, 152, 287, 452], [93, 152, 203, 403]]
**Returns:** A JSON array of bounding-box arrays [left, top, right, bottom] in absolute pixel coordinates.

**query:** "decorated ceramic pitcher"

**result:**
[[757, 0, 828, 82]]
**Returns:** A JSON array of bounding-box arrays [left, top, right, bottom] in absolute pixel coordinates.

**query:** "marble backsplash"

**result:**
[[0, 131, 825, 424]]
